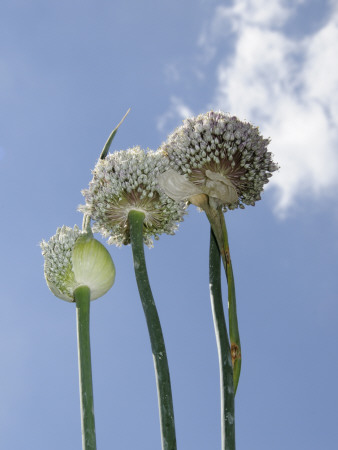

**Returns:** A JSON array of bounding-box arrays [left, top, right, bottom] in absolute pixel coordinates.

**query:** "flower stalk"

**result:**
[[192, 194, 241, 393], [218, 210, 241, 393], [41, 225, 115, 448], [209, 227, 235, 450], [128, 209, 177, 450], [74, 285, 97, 450]]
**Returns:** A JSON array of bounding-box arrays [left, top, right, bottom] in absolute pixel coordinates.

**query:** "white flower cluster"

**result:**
[[159, 111, 278, 210], [79, 146, 187, 247], [41, 226, 83, 301]]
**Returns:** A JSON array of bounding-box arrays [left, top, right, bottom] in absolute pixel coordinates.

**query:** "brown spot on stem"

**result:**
[[231, 343, 241, 365]]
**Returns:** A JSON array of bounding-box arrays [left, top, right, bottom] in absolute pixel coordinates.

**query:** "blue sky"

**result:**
[[1, 0, 337, 449]]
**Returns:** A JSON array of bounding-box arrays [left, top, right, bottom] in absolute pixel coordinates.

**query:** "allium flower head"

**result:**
[[79, 146, 186, 247], [41, 226, 115, 302], [159, 111, 278, 210]]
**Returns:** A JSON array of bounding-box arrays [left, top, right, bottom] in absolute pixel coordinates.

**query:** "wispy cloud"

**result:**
[[201, 0, 338, 215], [157, 96, 194, 134], [163, 63, 181, 83]]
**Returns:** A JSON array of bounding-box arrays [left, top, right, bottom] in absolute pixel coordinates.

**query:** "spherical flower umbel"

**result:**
[[158, 111, 279, 210], [41, 226, 115, 302], [79, 146, 186, 247]]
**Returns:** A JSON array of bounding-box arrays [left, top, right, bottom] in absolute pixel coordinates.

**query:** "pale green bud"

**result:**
[[41, 226, 115, 302]]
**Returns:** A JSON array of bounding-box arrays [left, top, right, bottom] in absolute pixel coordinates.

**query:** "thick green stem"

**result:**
[[74, 286, 97, 450], [201, 199, 241, 394], [128, 210, 177, 450], [209, 228, 236, 450]]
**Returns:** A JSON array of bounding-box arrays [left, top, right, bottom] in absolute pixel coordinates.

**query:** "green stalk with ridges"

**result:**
[[209, 228, 236, 450], [74, 285, 97, 450], [218, 210, 241, 394], [198, 196, 241, 394], [128, 210, 177, 450]]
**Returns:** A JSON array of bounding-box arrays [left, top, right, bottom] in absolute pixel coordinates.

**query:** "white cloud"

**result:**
[[216, 0, 292, 30], [203, 0, 338, 215], [198, 0, 298, 63]]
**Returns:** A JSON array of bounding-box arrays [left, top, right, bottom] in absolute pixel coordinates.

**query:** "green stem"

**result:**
[[74, 286, 97, 450], [201, 200, 241, 394], [128, 210, 177, 450], [218, 211, 241, 394], [209, 228, 236, 450]]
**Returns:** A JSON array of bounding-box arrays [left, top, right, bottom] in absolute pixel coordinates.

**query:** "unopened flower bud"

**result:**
[[40, 225, 115, 302]]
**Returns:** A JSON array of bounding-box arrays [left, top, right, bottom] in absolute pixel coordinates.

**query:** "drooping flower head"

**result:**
[[79, 146, 186, 247], [41, 226, 115, 302], [159, 111, 278, 210]]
